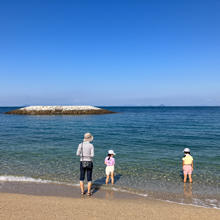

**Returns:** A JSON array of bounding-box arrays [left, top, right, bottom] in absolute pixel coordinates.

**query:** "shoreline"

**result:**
[[0, 181, 145, 200], [0, 180, 220, 210], [0, 182, 220, 220]]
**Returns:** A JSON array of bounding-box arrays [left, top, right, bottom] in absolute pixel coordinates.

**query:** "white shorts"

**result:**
[[105, 166, 114, 176]]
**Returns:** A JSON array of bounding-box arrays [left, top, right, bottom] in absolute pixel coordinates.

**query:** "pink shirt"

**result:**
[[105, 157, 115, 166]]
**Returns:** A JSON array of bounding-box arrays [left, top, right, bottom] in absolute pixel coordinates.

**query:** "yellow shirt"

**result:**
[[182, 154, 193, 165]]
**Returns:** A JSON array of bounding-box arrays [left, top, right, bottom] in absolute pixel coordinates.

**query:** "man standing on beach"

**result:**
[[76, 133, 94, 196]]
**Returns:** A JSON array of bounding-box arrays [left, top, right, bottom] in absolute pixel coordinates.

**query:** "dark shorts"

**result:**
[[80, 161, 93, 182]]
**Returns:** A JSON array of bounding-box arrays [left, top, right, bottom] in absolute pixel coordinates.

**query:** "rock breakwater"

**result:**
[[5, 106, 114, 115]]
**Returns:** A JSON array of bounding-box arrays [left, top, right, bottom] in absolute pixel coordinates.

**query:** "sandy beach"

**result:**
[[1, 193, 220, 220], [0, 182, 219, 220]]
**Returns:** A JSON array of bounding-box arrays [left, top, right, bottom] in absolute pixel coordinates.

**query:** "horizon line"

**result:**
[[0, 105, 220, 108]]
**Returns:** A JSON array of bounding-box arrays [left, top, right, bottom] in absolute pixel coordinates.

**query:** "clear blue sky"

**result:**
[[0, 0, 219, 106]]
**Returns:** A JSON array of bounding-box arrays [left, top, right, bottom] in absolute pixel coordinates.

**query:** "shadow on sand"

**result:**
[[92, 174, 122, 194]]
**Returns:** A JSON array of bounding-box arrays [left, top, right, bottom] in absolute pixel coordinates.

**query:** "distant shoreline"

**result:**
[[1, 105, 220, 108], [5, 105, 115, 115]]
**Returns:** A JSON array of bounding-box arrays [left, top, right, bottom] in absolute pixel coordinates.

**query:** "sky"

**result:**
[[0, 0, 220, 106]]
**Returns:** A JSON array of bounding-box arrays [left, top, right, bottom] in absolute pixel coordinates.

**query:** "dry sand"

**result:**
[[0, 192, 219, 220]]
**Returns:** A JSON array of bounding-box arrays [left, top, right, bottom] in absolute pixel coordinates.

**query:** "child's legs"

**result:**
[[111, 172, 114, 184], [188, 166, 193, 183], [106, 175, 110, 184], [183, 173, 187, 183], [188, 174, 192, 183], [105, 166, 111, 184]]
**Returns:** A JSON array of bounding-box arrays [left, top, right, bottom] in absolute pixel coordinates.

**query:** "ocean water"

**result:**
[[0, 107, 220, 208]]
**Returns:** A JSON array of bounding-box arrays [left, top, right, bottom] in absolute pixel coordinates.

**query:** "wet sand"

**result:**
[[0, 181, 141, 199], [0, 182, 220, 220]]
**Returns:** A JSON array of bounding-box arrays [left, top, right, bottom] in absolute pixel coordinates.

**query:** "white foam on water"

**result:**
[[111, 187, 148, 197], [0, 175, 52, 183], [0, 175, 80, 187], [162, 198, 220, 210], [192, 198, 220, 209]]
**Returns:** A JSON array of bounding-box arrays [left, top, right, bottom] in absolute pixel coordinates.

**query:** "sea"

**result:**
[[0, 106, 220, 208]]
